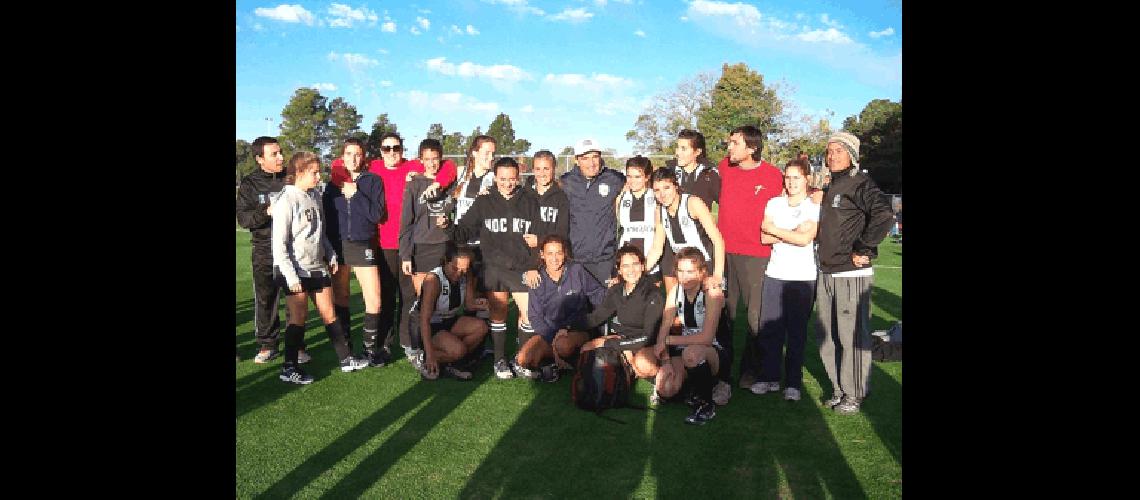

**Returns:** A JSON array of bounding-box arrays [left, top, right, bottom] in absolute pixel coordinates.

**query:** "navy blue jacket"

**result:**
[[560, 165, 625, 263], [323, 171, 387, 243], [528, 262, 606, 343]]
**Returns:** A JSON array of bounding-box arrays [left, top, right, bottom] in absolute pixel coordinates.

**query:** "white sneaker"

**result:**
[[494, 359, 515, 379], [783, 387, 801, 401], [750, 381, 780, 395], [650, 388, 662, 405]]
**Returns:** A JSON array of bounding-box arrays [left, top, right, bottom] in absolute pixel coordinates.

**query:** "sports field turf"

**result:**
[[236, 232, 902, 498]]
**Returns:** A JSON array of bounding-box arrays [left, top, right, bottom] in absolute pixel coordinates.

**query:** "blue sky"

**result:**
[[237, 0, 901, 156]]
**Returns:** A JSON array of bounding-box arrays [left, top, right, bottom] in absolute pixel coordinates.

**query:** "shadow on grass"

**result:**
[[314, 372, 485, 499], [457, 377, 651, 499], [870, 287, 901, 332]]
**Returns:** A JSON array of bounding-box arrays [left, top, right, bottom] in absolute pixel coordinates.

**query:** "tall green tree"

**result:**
[[326, 97, 363, 162], [236, 139, 259, 183], [486, 113, 531, 155], [366, 114, 399, 160], [841, 99, 902, 193], [443, 132, 466, 156], [278, 88, 330, 160], [696, 63, 784, 161], [426, 123, 445, 141]]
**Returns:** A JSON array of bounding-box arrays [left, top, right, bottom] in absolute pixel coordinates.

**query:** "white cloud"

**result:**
[[310, 83, 338, 91], [417, 16, 431, 30], [544, 73, 634, 93], [796, 28, 852, 44], [521, 104, 535, 113], [326, 3, 378, 28], [410, 26, 422, 35], [820, 13, 842, 29], [380, 80, 393, 87], [634, 29, 645, 37], [869, 27, 895, 38], [254, 4, 315, 25], [680, 16, 688, 21], [253, 23, 265, 31], [377, 48, 389, 54], [397, 90, 499, 113], [483, 0, 545, 16], [419, 9, 432, 14], [466, 24, 480, 35], [381, 21, 396, 32], [550, 7, 594, 23], [595, 0, 607, 6], [450, 25, 463, 35], [425, 57, 532, 83], [328, 52, 379, 73], [795, 12, 806, 20]]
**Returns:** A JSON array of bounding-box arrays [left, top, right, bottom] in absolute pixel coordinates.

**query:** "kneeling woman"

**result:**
[[653, 247, 730, 425], [512, 234, 607, 381], [273, 152, 370, 384], [578, 245, 663, 382], [412, 245, 490, 380]]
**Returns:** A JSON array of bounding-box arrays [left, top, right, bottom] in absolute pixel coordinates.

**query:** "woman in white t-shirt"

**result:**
[[749, 159, 820, 401]]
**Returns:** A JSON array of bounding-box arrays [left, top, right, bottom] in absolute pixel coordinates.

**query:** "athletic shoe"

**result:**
[[783, 387, 801, 401], [685, 393, 704, 409], [494, 359, 515, 379], [279, 364, 313, 385], [407, 348, 424, 372], [539, 364, 559, 383], [649, 388, 662, 406], [834, 397, 861, 414], [254, 348, 279, 364], [367, 348, 392, 368], [416, 351, 439, 380], [822, 393, 844, 408], [442, 364, 472, 381], [712, 381, 732, 406], [297, 350, 312, 364], [340, 356, 370, 373], [509, 359, 538, 380], [684, 402, 717, 425], [738, 371, 756, 390], [750, 381, 780, 395]]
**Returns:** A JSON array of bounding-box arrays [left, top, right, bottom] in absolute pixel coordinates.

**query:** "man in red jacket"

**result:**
[[715, 125, 784, 397]]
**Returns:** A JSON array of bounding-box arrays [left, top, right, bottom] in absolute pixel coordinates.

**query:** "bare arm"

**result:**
[[666, 288, 724, 347], [644, 208, 666, 272], [688, 196, 725, 282]]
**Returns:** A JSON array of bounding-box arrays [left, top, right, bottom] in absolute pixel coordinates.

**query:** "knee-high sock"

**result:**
[[686, 361, 714, 404], [517, 322, 535, 347], [490, 321, 507, 361], [324, 320, 353, 360], [335, 305, 352, 349], [362, 312, 381, 352], [284, 324, 305, 365]]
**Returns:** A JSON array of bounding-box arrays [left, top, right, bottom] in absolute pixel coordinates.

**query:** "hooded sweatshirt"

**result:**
[[448, 187, 540, 272], [272, 185, 338, 287], [399, 175, 456, 261]]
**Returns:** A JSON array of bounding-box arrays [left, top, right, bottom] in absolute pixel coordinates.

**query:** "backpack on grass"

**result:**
[[871, 322, 902, 362], [571, 346, 634, 414]]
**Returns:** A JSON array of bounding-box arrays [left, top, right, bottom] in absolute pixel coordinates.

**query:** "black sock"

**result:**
[[335, 305, 352, 350], [284, 324, 305, 365], [362, 312, 381, 354], [687, 361, 714, 404], [324, 320, 353, 360]]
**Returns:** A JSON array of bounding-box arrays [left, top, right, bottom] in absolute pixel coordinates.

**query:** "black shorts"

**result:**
[[429, 316, 461, 336], [482, 265, 529, 293], [340, 239, 381, 267], [413, 242, 447, 273], [670, 343, 729, 372], [273, 268, 332, 295]]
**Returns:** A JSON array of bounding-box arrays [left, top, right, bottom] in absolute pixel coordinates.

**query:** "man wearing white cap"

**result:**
[[559, 138, 626, 283], [814, 131, 895, 415]]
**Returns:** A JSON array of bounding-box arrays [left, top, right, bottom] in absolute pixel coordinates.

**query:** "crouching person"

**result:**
[[411, 244, 490, 381], [578, 245, 664, 384], [653, 247, 730, 425], [512, 235, 607, 382]]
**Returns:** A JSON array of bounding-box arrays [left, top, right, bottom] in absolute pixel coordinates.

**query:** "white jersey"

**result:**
[[764, 196, 820, 282], [660, 194, 712, 261], [454, 167, 495, 245], [422, 265, 465, 324], [669, 285, 721, 349], [617, 190, 659, 274]]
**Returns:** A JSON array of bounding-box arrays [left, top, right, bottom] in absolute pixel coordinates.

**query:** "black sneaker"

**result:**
[[822, 393, 844, 408], [684, 402, 717, 425], [442, 364, 473, 381], [279, 364, 314, 385], [510, 359, 538, 379], [340, 356, 370, 373], [539, 364, 560, 383], [833, 396, 862, 414], [685, 393, 704, 409], [367, 348, 392, 368]]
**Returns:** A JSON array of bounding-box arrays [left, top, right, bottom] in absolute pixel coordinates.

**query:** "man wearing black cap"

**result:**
[[814, 132, 895, 415], [559, 138, 626, 284]]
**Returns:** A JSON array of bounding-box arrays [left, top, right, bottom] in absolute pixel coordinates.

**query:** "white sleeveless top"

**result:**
[[660, 193, 712, 261], [426, 265, 465, 324], [618, 190, 659, 273], [669, 285, 721, 349]]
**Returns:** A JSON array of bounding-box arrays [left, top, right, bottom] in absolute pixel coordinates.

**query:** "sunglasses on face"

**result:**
[[381, 145, 403, 152]]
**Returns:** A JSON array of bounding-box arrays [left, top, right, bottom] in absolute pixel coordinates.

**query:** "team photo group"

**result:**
[[236, 124, 895, 426]]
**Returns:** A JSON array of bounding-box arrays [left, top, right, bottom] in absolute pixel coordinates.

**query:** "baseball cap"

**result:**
[[573, 138, 602, 157]]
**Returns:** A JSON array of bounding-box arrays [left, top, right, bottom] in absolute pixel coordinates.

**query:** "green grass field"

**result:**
[[236, 232, 902, 498]]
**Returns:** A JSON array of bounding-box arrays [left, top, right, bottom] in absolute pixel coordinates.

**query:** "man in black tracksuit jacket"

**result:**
[[560, 141, 626, 283], [236, 136, 301, 360], [814, 132, 895, 414]]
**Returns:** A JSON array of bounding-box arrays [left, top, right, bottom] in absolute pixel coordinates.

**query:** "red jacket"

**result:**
[[715, 157, 783, 258]]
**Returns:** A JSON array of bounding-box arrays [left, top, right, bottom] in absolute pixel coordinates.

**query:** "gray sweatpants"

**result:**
[[816, 273, 874, 400]]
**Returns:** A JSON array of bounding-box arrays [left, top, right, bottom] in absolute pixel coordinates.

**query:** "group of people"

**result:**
[[236, 124, 896, 425]]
